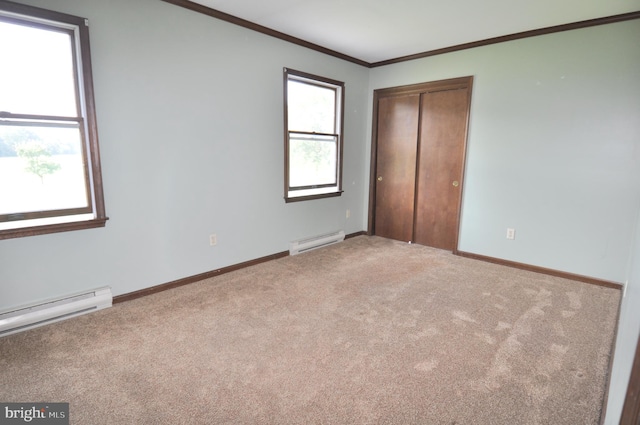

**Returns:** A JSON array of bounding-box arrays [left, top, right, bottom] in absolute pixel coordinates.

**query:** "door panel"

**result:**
[[374, 95, 420, 242], [370, 76, 472, 250], [413, 88, 469, 250]]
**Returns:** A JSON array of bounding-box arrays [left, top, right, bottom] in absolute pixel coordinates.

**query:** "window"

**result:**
[[0, 1, 106, 239], [284, 68, 344, 202]]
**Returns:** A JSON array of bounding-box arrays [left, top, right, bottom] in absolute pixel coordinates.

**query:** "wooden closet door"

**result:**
[[369, 76, 472, 249], [413, 88, 469, 250], [373, 94, 420, 242]]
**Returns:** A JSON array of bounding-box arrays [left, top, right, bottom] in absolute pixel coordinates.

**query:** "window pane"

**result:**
[[287, 80, 335, 133], [289, 134, 337, 188], [0, 20, 77, 117], [0, 125, 88, 215]]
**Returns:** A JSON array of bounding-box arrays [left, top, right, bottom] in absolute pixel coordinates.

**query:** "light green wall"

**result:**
[[606, 206, 640, 424], [0, 0, 370, 309], [1, 2, 638, 423], [368, 20, 640, 284]]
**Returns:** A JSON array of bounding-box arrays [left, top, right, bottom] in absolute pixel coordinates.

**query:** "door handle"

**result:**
[[452, 181, 459, 187], [377, 176, 383, 181]]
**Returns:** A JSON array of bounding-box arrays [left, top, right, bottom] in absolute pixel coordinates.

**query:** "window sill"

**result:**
[[285, 191, 343, 203], [0, 217, 109, 240]]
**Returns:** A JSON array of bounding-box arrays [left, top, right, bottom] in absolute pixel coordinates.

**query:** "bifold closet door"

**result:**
[[373, 94, 420, 242], [413, 88, 469, 250]]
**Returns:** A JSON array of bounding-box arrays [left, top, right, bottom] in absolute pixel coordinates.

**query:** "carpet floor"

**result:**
[[0, 236, 621, 424]]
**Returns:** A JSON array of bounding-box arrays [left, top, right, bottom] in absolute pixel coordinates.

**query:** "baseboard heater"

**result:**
[[0, 287, 112, 338], [289, 230, 345, 255]]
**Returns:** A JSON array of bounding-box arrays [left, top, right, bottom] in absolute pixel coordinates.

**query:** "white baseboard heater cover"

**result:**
[[0, 287, 112, 337], [289, 230, 345, 255]]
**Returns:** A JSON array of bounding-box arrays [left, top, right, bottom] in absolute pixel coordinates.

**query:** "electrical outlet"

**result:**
[[346, 209, 351, 219], [506, 228, 515, 240], [209, 234, 217, 246]]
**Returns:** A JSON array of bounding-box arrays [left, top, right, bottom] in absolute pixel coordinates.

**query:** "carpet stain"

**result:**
[[496, 294, 510, 303], [572, 369, 586, 379], [495, 322, 512, 331], [553, 322, 566, 337], [415, 359, 438, 373], [452, 310, 478, 324], [409, 327, 440, 340], [475, 332, 497, 345], [566, 291, 582, 310], [393, 309, 421, 328], [474, 292, 554, 392], [476, 336, 519, 390], [551, 343, 569, 355], [537, 344, 569, 378]]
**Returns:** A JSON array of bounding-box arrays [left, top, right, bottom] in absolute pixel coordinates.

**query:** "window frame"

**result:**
[[0, 1, 107, 240], [283, 68, 344, 203]]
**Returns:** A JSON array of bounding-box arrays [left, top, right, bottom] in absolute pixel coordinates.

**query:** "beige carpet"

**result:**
[[0, 236, 620, 424]]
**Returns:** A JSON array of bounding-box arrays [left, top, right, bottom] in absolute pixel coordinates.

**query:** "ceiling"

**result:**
[[188, 0, 639, 65]]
